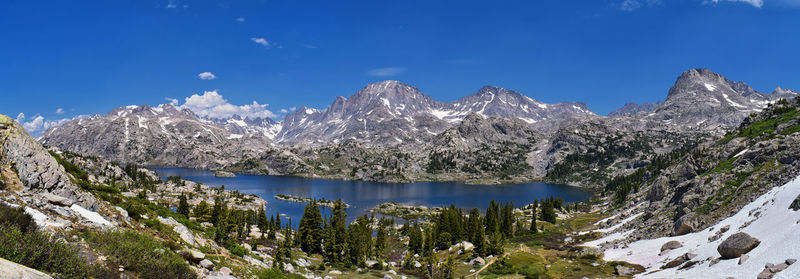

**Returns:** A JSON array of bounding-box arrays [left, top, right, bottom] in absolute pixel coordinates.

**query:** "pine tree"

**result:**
[[530, 203, 538, 233], [177, 194, 190, 217], [485, 200, 500, 234], [275, 210, 282, 229], [257, 209, 268, 232], [375, 221, 387, 259], [298, 200, 323, 254], [408, 222, 423, 255], [324, 199, 348, 264]]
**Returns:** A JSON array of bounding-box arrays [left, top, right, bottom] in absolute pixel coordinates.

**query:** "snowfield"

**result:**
[[589, 175, 800, 278]]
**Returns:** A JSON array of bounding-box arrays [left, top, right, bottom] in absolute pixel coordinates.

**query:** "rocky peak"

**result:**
[[774, 86, 799, 96]]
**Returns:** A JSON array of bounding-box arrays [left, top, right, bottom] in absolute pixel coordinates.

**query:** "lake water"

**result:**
[[150, 167, 592, 225]]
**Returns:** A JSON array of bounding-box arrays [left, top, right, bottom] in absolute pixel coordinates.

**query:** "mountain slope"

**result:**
[[40, 104, 273, 169], [275, 81, 596, 145], [644, 68, 797, 127]]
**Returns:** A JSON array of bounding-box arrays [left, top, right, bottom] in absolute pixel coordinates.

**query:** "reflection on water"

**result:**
[[150, 167, 592, 225]]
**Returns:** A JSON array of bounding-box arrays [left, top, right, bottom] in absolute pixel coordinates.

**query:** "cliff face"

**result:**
[[1, 114, 98, 210]]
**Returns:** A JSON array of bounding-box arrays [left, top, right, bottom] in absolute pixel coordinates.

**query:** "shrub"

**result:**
[[0, 204, 36, 233], [82, 230, 196, 279], [0, 205, 97, 279], [228, 243, 248, 257]]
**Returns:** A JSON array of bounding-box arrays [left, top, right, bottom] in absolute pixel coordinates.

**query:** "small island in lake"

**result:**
[[274, 194, 350, 208], [214, 171, 237, 178], [369, 202, 441, 220]]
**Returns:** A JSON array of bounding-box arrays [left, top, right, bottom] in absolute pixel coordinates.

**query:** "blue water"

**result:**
[[150, 167, 592, 225]]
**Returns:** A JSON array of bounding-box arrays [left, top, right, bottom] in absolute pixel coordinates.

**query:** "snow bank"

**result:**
[[597, 175, 800, 278], [70, 204, 113, 227]]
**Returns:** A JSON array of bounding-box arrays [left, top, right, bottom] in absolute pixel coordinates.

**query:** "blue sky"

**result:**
[[2, 0, 800, 134]]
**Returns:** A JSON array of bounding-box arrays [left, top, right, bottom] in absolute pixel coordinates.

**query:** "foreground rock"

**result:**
[[0, 257, 53, 279], [717, 232, 760, 259]]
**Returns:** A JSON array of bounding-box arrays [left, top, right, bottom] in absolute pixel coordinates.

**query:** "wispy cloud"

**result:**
[[165, 97, 179, 106], [302, 44, 318, 49], [706, 0, 763, 7], [179, 90, 277, 119], [251, 37, 271, 48], [236, 17, 245, 22], [55, 108, 64, 115], [366, 67, 405, 77], [619, 0, 662, 11], [197, 72, 216, 80]]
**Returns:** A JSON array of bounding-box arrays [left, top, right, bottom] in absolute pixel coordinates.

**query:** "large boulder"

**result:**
[[469, 257, 486, 266], [615, 265, 636, 276], [717, 232, 760, 259], [673, 213, 699, 235], [179, 248, 205, 263], [661, 240, 683, 252]]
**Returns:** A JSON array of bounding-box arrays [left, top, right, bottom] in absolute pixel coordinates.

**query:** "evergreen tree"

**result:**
[[375, 221, 387, 259], [275, 210, 282, 229], [324, 199, 348, 264], [487, 232, 504, 256], [408, 222, 423, 255], [347, 215, 372, 267], [501, 202, 514, 237], [485, 200, 500, 234], [211, 196, 226, 226], [177, 194, 190, 217], [257, 209, 268, 232], [194, 200, 210, 222], [298, 200, 323, 254], [540, 198, 557, 224], [530, 203, 538, 233]]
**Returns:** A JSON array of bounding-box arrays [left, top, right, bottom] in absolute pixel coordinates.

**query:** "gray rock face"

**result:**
[[469, 257, 486, 266], [275, 81, 595, 146], [40, 104, 272, 170], [717, 232, 760, 259], [645, 68, 795, 127], [214, 171, 236, 178], [609, 101, 662, 117]]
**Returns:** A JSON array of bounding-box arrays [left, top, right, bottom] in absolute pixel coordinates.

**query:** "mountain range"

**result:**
[[38, 68, 798, 184]]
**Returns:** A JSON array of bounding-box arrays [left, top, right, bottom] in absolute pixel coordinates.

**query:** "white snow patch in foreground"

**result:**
[[227, 134, 244, 139], [25, 207, 66, 228], [597, 175, 800, 278], [734, 148, 749, 158], [704, 83, 717, 91], [70, 204, 113, 227]]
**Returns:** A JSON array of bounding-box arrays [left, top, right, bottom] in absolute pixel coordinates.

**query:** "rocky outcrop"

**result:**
[[0, 115, 98, 211]]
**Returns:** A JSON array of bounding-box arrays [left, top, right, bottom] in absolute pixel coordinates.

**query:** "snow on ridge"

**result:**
[[704, 83, 717, 91], [722, 93, 747, 109], [597, 175, 800, 278]]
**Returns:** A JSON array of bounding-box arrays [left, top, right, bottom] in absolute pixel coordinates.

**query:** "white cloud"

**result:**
[[165, 97, 179, 106], [280, 109, 288, 113], [179, 90, 277, 119], [18, 114, 73, 137], [236, 17, 245, 22], [707, 0, 764, 7], [290, 107, 297, 112], [197, 72, 217, 80], [55, 108, 64, 115], [366, 67, 405, 77], [251, 37, 271, 48], [302, 44, 318, 49]]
